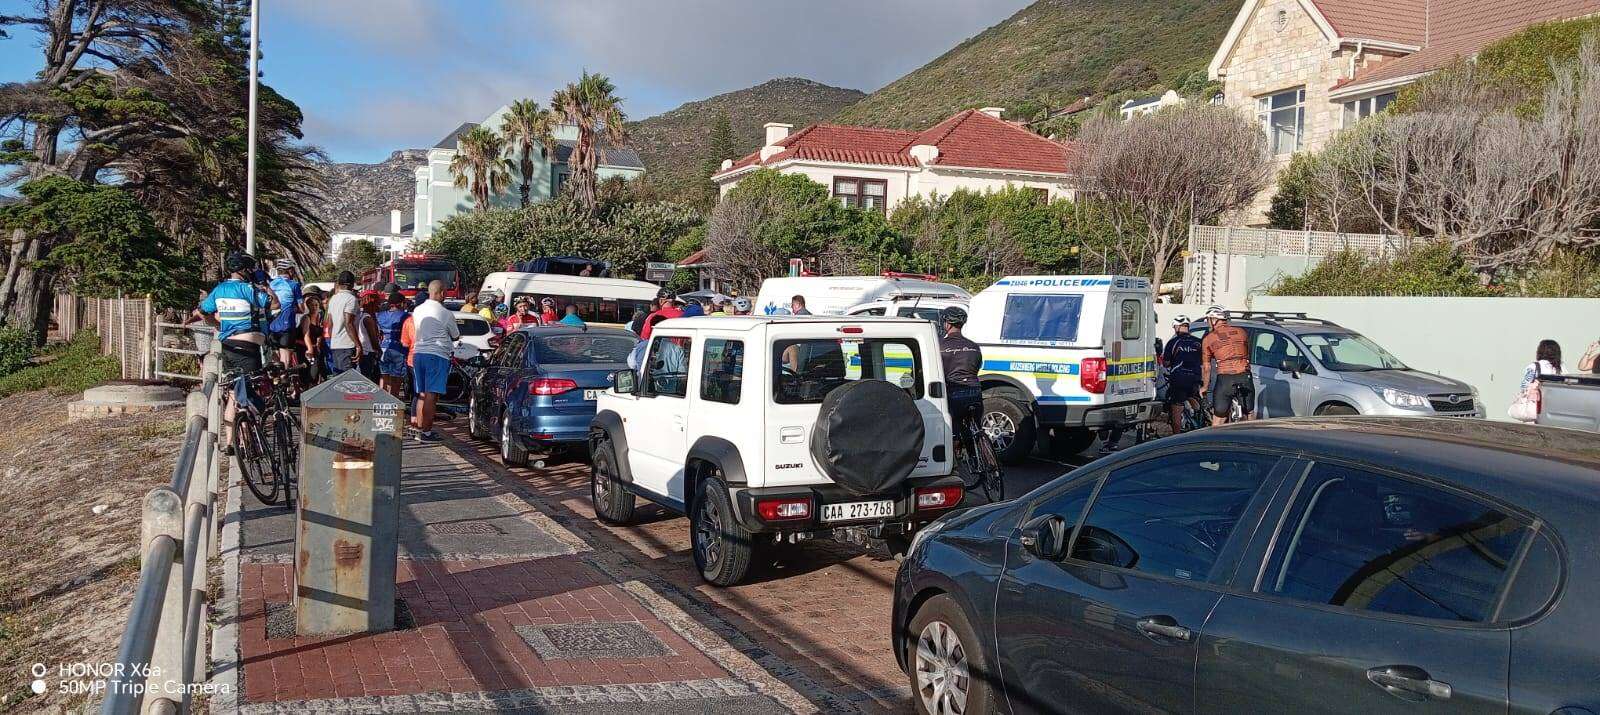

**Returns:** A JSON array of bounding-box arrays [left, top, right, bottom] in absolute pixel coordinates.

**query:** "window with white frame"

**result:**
[[1256, 87, 1305, 155], [1341, 92, 1396, 127]]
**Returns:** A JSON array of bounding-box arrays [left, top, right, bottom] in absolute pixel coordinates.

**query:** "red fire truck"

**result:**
[[361, 254, 464, 299]]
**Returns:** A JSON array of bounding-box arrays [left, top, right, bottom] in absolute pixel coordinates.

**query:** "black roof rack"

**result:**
[[1231, 311, 1340, 327]]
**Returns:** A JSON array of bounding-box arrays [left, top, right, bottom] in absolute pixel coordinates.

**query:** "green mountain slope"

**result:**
[[832, 0, 1238, 129], [628, 78, 866, 196]]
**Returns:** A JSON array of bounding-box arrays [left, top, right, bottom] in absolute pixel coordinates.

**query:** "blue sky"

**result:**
[[0, 0, 1030, 164]]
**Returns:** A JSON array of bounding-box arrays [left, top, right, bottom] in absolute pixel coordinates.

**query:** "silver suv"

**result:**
[[1190, 312, 1481, 418]]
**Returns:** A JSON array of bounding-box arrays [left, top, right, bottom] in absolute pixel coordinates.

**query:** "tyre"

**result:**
[[976, 437, 1005, 503], [500, 413, 529, 467], [1048, 427, 1097, 458], [467, 394, 489, 440], [234, 416, 279, 505], [590, 439, 636, 525], [690, 475, 756, 586], [1316, 403, 1359, 416], [908, 594, 997, 715], [267, 410, 299, 509], [980, 391, 1035, 465]]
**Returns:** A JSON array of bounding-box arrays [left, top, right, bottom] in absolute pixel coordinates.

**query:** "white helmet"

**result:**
[[1205, 305, 1228, 320], [1172, 314, 1190, 326]]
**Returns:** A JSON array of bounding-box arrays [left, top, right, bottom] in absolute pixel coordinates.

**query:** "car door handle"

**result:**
[[1366, 665, 1452, 702], [1135, 616, 1191, 642]]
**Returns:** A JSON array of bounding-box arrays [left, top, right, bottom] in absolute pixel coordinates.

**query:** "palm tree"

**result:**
[[550, 71, 628, 214], [449, 126, 511, 210], [501, 99, 557, 207]]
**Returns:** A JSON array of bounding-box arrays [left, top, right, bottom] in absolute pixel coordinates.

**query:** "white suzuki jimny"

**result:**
[[589, 315, 965, 585]]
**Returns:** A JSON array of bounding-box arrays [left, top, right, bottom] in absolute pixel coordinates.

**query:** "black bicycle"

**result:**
[[954, 412, 1005, 503], [229, 362, 301, 507]]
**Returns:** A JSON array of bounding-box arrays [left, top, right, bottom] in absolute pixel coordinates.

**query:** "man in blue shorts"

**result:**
[[409, 280, 459, 442], [375, 290, 410, 397]]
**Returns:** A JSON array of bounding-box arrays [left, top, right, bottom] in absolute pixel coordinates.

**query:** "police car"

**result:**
[[964, 275, 1158, 462]]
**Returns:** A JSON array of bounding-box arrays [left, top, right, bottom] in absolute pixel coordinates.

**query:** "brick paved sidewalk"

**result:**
[[228, 439, 811, 714]]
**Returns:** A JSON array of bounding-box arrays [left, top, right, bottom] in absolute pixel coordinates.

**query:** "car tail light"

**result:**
[[756, 497, 811, 521], [528, 377, 578, 395], [838, 326, 864, 334], [915, 486, 963, 511], [1081, 357, 1107, 395]]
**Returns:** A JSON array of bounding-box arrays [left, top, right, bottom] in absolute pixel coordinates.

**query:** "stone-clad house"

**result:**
[[1209, 0, 1600, 221]]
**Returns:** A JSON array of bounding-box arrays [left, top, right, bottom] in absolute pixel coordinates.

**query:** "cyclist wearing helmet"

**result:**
[[539, 296, 558, 324], [731, 297, 752, 316], [267, 259, 301, 366], [939, 306, 984, 442], [640, 289, 682, 340], [195, 252, 279, 377], [1162, 314, 1203, 432], [1200, 305, 1254, 425]]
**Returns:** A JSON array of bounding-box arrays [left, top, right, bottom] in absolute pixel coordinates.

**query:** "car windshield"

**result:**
[[392, 268, 456, 289], [455, 318, 489, 336], [531, 334, 636, 365], [1298, 332, 1407, 371]]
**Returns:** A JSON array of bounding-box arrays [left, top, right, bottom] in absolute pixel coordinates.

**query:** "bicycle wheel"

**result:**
[[975, 436, 1005, 503], [234, 415, 279, 504], [266, 409, 300, 506]]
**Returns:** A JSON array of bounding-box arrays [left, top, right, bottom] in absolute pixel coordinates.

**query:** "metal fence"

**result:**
[[102, 341, 223, 714], [1189, 225, 1412, 258]]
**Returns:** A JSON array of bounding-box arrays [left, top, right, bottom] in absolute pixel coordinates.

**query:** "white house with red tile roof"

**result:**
[[711, 108, 1078, 213], [1208, 0, 1600, 221]]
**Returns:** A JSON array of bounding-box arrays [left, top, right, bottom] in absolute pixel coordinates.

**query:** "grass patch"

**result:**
[[130, 419, 187, 439], [0, 331, 119, 400]]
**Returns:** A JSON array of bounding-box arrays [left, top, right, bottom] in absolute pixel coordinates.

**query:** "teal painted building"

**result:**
[[412, 104, 645, 239]]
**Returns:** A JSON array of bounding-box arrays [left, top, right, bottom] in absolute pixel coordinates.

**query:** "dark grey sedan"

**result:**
[[892, 417, 1599, 714]]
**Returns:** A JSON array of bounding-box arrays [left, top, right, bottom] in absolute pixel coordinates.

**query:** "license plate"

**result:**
[[821, 500, 895, 523], [583, 389, 600, 400]]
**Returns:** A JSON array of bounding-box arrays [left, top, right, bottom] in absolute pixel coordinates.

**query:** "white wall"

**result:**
[[717, 162, 1076, 210], [1250, 296, 1600, 419]]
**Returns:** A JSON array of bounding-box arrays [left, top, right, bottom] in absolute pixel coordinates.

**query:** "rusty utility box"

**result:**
[[294, 370, 406, 635]]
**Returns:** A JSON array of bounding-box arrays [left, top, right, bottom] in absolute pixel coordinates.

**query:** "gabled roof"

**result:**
[[1338, 0, 1600, 94], [432, 122, 477, 150], [1314, 0, 1429, 46], [715, 109, 1076, 179], [1212, 0, 1600, 92]]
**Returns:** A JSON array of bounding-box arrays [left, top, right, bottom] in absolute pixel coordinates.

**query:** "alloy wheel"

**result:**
[[915, 620, 971, 715], [981, 411, 1015, 452], [468, 396, 478, 435], [695, 494, 724, 571], [593, 451, 612, 503], [501, 415, 512, 461]]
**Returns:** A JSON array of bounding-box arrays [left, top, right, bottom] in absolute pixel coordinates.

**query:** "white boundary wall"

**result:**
[[1251, 296, 1600, 419]]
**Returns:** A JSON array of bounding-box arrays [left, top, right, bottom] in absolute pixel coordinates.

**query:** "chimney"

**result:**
[[389, 209, 402, 235], [764, 122, 792, 146], [979, 107, 1005, 119], [719, 159, 733, 171], [909, 144, 939, 164]]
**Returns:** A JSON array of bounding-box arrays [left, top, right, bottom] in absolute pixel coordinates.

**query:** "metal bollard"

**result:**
[[293, 370, 406, 635]]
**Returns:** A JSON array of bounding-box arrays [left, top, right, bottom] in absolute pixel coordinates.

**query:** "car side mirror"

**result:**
[[465, 355, 488, 369], [1019, 514, 1068, 561], [611, 370, 637, 394], [1281, 357, 1310, 376], [1071, 525, 1139, 570]]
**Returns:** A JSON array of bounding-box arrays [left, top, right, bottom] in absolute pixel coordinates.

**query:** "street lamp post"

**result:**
[[245, 0, 260, 255]]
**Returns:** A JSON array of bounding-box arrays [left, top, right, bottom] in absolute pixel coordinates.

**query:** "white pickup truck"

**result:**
[[588, 315, 965, 585]]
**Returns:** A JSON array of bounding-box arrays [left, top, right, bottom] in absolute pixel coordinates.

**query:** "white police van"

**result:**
[[965, 275, 1158, 462]]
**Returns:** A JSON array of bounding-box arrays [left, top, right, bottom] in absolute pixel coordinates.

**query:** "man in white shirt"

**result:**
[[410, 280, 460, 442], [325, 271, 362, 373]]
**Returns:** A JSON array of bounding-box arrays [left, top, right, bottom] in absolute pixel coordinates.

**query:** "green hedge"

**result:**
[[0, 330, 120, 399], [0, 327, 35, 378]]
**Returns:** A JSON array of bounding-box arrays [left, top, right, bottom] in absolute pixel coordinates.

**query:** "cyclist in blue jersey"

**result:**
[[194, 252, 279, 450], [194, 252, 279, 376], [268, 259, 302, 367], [1161, 314, 1203, 433], [375, 290, 410, 397]]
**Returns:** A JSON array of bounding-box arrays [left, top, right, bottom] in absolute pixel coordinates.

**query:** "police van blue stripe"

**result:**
[[981, 359, 1079, 376]]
